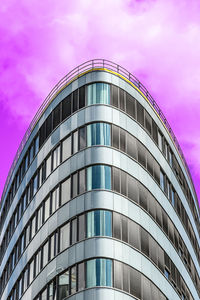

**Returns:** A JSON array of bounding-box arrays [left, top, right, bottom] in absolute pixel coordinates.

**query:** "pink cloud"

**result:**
[[0, 0, 200, 204]]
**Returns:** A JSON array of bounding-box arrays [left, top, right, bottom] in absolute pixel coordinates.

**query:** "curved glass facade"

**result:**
[[0, 62, 199, 300]]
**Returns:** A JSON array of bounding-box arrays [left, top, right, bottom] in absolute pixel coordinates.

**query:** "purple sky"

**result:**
[[0, 0, 200, 205]]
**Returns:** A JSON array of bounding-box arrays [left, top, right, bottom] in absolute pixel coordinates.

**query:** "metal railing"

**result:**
[[1, 58, 196, 204]]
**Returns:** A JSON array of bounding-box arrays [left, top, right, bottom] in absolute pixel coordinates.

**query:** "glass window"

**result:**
[[119, 89, 125, 111], [42, 241, 48, 267], [113, 212, 122, 240], [128, 175, 139, 203], [152, 120, 158, 144], [79, 86, 85, 109], [71, 218, 77, 244], [29, 259, 34, 283], [58, 271, 69, 300], [145, 111, 152, 135], [122, 215, 128, 243], [62, 135, 71, 162], [53, 103, 61, 129], [113, 167, 120, 194], [111, 85, 119, 107], [160, 170, 165, 191], [129, 220, 140, 250], [79, 126, 86, 150], [121, 171, 127, 196], [37, 205, 43, 230], [169, 150, 173, 167], [73, 89, 78, 113], [44, 196, 50, 222], [87, 165, 111, 190], [142, 276, 152, 300], [31, 216, 36, 239], [148, 194, 156, 220], [153, 160, 160, 184], [127, 133, 137, 160], [23, 268, 28, 292], [51, 187, 59, 214], [73, 130, 78, 154], [78, 262, 85, 291], [147, 152, 154, 177], [171, 188, 175, 207], [130, 267, 141, 298], [72, 173, 78, 198], [87, 210, 112, 237], [50, 234, 55, 260], [79, 169, 86, 194], [35, 250, 41, 276], [62, 95, 71, 121], [141, 228, 149, 257], [112, 125, 119, 149], [52, 145, 60, 170], [35, 135, 39, 154], [33, 173, 38, 196], [46, 155, 51, 178], [149, 237, 158, 265], [87, 83, 110, 105], [41, 289, 47, 300], [29, 144, 34, 163], [158, 131, 163, 151], [137, 102, 144, 126], [71, 266, 76, 294], [120, 128, 126, 152], [139, 185, 148, 211], [61, 178, 71, 205], [60, 223, 70, 252], [126, 93, 135, 118], [78, 214, 85, 241], [49, 281, 56, 300], [114, 260, 123, 290], [86, 258, 112, 287], [46, 113, 52, 139], [123, 264, 130, 293], [87, 123, 111, 147], [137, 142, 146, 168]]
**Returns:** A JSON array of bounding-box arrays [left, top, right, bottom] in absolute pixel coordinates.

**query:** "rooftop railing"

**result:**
[[1, 58, 197, 206]]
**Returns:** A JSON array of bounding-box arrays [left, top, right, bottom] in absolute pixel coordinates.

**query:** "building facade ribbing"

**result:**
[[0, 60, 200, 300]]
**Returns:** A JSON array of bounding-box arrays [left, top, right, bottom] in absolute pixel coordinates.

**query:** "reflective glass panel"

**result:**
[[87, 83, 110, 105], [87, 123, 111, 147], [87, 210, 112, 237], [87, 165, 111, 190]]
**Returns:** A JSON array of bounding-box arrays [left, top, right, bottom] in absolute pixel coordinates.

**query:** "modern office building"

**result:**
[[0, 59, 200, 300]]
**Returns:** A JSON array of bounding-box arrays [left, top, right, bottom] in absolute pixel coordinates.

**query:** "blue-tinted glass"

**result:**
[[87, 210, 112, 237], [87, 83, 110, 105], [87, 165, 111, 190], [86, 259, 112, 288], [87, 123, 111, 147]]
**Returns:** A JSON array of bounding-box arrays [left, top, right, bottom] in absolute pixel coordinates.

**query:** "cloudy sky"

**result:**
[[0, 0, 200, 204]]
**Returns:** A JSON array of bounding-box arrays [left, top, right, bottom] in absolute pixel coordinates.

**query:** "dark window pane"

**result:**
[[148, 195, 156, 220], [147, 152, 154, 177], [127, 133, 137, 160], [149, 237, 158, 265], [39, 122, 46, 147], [71, 218, 77, 244], [58, 271, 69, 300], [46, 113, 52, 139], [141, 228, 149, 256], [79, 169, 86, 194], [139, 185, 148, 211], [112, 125, 119, 149], [70, 266, 76, 294], [72, 173, 78, 198], [142, 276, 152, 300], [62, 95, 71, 120], [138, 143, 146, 168], [119, 89, 125, 111], [53, 104, 61, 129], [137, 102, 144, 126], [79, 86, 85, 109], [111, 85, 119, 108], [156, 203, 162, 227], [113, 167, 120, 193], [158, 246, 164, 272], [162, 211, 168, 235], [114, 260, 123, 290], [130, 268, 141, 298], [78, 262, 85, 291], [79, 127, 86, 150], [123, 264, 130, 293], [129, 220, 140, 250], [120, 128, 126, 152], [121, 171, 127, 196], [122, 215, 128, 243], [128, 175, 139, 203], [78, 214, 85, 241], [73, 89, 78, 113], [113, 212, 122, 240], [126, 93, 135, 118], [153, 160, 160, 184], [152, 120, 158, 144], [145, 111, 152, 135]]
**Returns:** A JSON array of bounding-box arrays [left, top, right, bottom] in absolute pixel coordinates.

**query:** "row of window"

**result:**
[[1, 123, 200, 295], [1, 121, 199, 273], [7, 208, 193, 300], [9, 259, 169, 300], [1, 82, 199, 244], [1, 165, 199, 298]]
